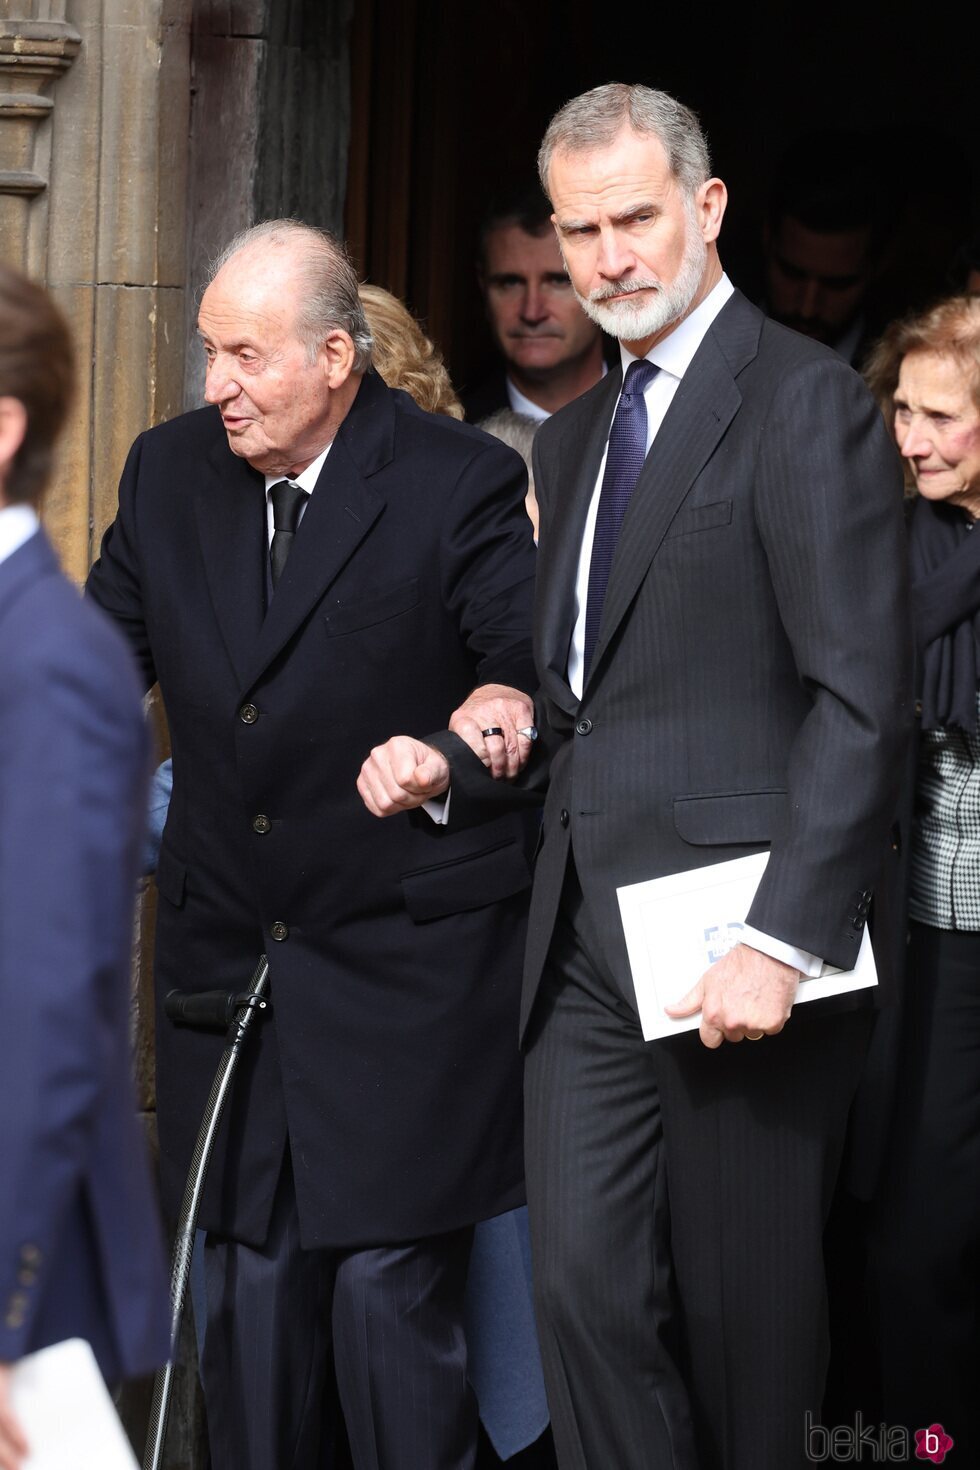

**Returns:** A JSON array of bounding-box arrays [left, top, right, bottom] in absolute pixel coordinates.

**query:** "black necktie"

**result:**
[[269, 479, 307, 589], [582, 358, 659, 677]]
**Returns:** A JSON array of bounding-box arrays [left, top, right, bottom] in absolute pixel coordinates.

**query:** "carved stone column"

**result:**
[[0, 13, 80, 274]]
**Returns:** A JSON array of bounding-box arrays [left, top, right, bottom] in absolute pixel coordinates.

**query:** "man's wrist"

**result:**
[[739, 924, 823, 977]]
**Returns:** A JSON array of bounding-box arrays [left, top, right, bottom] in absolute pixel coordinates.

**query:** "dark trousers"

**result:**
[[870, 922, 980, 1465], [524, 880, 873, 1470], [200, 1155, 478, 1470]]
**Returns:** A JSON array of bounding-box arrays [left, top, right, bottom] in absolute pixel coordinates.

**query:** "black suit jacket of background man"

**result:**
[[87, 369, 538, 1251]]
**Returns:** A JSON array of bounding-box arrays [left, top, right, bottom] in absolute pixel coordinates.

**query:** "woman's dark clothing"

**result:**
[[869, 497, 980, 1466]]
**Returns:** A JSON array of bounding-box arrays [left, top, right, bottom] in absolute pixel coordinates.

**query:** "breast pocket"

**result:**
[[323, 578, 420, 636], [664, 499, 733, 538]]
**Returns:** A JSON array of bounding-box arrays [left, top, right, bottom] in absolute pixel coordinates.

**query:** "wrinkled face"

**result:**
[[198, 248, 343, 475], [894, 351, 980, 518], [765, 216, 871, 344], [482, 224, 601, 379], [548, 126, 719, 352]]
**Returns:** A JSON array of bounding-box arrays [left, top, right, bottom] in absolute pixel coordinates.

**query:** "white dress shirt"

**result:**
[[564, 274, 822, 978], [0, 503, 39, 567], [263, 443, 331, 545], [506, 380, 552, 423], [506, 362, 608, 423]]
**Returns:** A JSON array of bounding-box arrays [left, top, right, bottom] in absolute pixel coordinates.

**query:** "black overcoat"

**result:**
[[87, 371, 538, 1249]]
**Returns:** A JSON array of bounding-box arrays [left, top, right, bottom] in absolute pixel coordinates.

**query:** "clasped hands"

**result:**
[[356, 684, 534, 818], [357, 688, 799, 1049]]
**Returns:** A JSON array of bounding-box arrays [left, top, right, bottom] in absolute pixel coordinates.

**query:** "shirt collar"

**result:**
[[506, 360, 609, 422], [0, 504, 40, 567], [264, 441, 332, 497], [619, 272, 735, 382]]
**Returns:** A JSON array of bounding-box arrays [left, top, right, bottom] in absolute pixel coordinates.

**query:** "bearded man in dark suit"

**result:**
[[359, 85, 912, 1470], [87, 221, 538, 1470]]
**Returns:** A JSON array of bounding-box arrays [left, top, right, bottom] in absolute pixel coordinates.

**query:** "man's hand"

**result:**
[[665, 943, 801, 1049], [0, 1364, 28, 1470], [358, 736, 450, 817], [448, 684, 535, 780]]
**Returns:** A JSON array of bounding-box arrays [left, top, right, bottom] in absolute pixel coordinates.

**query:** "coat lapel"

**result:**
[[584, 294, 760, 690], [194, 439, 268, 691], [535, 368, 621, 713], [239, 371, 392, 694]]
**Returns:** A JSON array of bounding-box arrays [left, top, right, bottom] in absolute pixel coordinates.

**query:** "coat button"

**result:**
[[575, 718, 593, 736], [559, 808, 570, 828], [240, 702, 259, 724], [252, 814, 272, 834], [914, 699, 923, 718], [20, 1244, 41, 1265], [17, 1267, 36, 1287], [271, 921, 288, 941]]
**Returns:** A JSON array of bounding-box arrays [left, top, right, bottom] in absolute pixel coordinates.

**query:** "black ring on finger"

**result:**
[[481, 727, 504, 738]]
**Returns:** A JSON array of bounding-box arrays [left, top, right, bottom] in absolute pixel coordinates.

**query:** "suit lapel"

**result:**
[[584, 294, 759, 689], [536, 368, 621, 713], [239, 371, 393, 693]]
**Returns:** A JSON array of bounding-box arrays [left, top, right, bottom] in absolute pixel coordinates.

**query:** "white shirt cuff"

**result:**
[[739, 924, 824, 977], [422, 788, 451, 825]]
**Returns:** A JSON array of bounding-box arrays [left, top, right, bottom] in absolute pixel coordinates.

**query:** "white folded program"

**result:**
[[10, 1338, 138, 1470]]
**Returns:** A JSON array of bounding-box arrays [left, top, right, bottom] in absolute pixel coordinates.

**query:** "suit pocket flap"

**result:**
[[323, 578, 420, 636], [401, 839, 531, 922], [155, 844, 187, 907], [673, 789, 787, 845], [664, 499, 732, 538]]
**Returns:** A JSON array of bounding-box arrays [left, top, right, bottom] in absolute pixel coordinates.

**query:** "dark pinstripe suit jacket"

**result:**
[[440, 289, 913, 1037]]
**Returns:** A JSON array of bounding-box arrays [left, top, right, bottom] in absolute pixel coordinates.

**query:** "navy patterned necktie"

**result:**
[[582, 357, 659, 677], [269, 479, 307, 589]]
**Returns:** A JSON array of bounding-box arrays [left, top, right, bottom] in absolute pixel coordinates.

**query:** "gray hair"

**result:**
[[207, 219, 373, 373], [538, 83, 712, 202], [478, 409, 540, 482]]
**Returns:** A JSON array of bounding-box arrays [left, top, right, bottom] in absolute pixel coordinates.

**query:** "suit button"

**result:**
[[271, 921, 288, 941], [575, 718, 593, 736], [20, 1244, 41, 1266], [914, 699, 923, 718], [17, 1267, 36, 1287], [240, 702, 259, 724], [559, 808, 569, 828], [252, 814, 272, 834], [5, 1310, 24, 1329]]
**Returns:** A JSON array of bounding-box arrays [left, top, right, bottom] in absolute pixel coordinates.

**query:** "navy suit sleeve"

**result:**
[[0, 594, 150, 1360]]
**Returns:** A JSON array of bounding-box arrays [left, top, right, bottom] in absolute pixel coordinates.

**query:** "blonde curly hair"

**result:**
[[358, 284, 463, 420]]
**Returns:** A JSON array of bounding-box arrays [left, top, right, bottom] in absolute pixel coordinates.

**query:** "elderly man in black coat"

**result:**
[[87, 220, 538, 1470]]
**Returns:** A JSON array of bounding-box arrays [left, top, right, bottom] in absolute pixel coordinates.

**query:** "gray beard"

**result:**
[[574, 216, 707, 343]]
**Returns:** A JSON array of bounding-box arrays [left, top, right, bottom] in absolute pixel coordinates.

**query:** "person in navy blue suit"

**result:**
[[0, 266, 169, 1470]]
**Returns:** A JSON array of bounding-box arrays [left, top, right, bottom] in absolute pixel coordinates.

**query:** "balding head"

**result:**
[[207, 220, 373, 372], [198, 220, 370, 475]]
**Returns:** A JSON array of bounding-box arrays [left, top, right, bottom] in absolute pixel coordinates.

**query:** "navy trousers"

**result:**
[[199, 1154, 478, 1470]]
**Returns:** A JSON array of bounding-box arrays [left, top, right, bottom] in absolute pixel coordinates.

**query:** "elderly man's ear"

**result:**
[[0, 396, 28, 503], [320, 331, 358, 389]]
